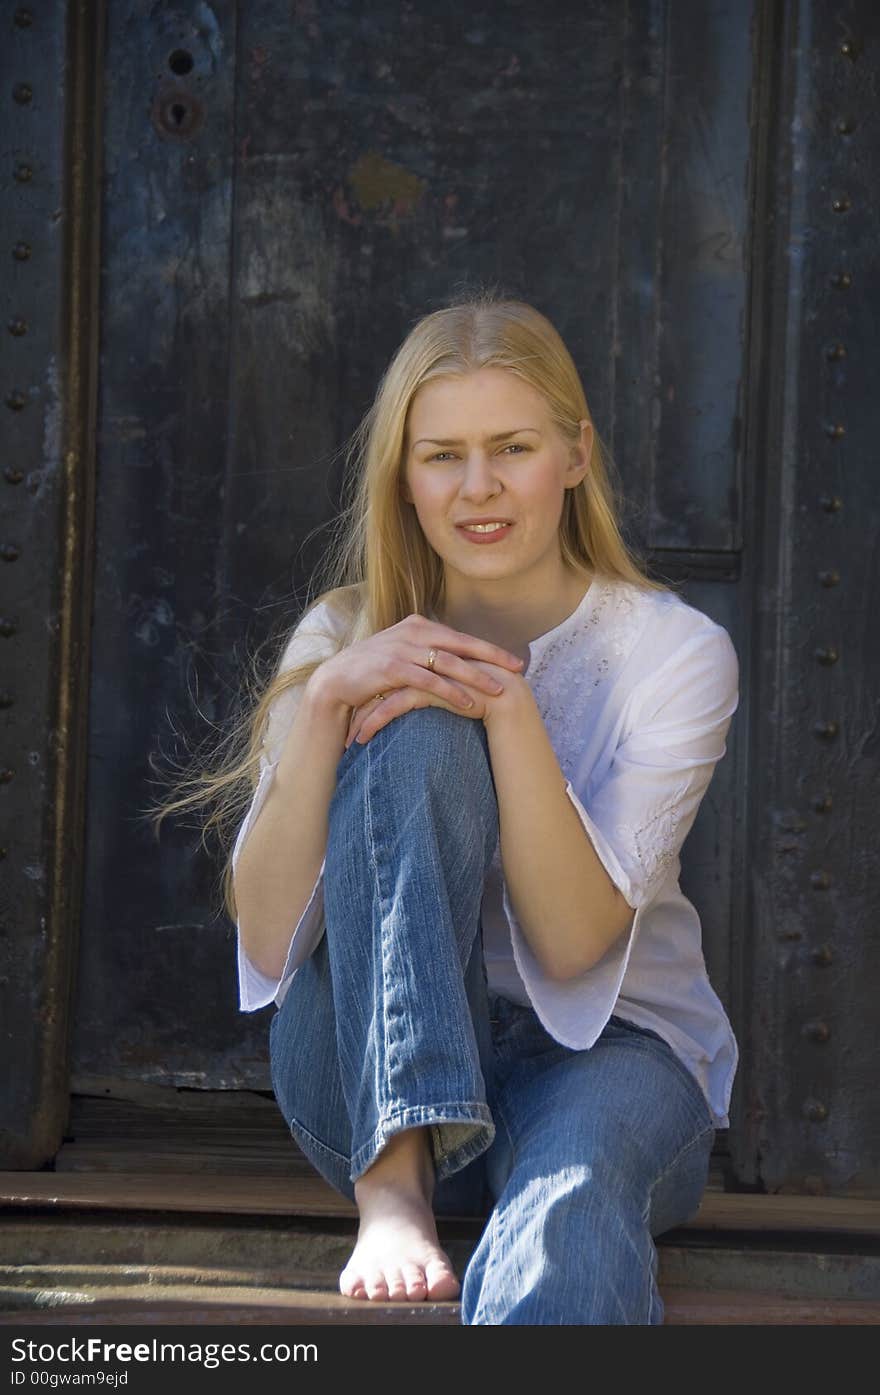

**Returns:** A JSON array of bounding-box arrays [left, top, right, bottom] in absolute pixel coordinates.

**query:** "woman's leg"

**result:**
[[459, 1007, 716, 1325], [269, 705, 500, 1299]]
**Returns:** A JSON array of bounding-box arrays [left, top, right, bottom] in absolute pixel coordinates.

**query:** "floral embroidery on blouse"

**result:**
[[614, 778, 692, 897], [525, 580, 651, 779]]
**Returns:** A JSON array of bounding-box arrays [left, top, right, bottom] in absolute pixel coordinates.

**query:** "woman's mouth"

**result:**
[[455, 521, 515, 544]]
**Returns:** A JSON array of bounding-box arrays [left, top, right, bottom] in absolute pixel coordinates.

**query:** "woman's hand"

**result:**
[[308, 612, 526, 747], [344, 657, 527, 747]]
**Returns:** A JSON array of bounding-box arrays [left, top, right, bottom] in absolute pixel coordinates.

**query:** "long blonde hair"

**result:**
[[146, 289, 673, 926]]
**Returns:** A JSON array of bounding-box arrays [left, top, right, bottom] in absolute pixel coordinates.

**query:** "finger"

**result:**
[[356, 689, 480, 744], [394, 659, 476, 710], [419, 626, 525, 671]]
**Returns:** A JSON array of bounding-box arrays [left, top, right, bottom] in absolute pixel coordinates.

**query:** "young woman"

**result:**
[[224, 294, 739, 1324]]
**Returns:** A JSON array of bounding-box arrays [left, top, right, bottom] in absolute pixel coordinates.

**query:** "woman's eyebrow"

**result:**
[[412, 427, 542, 447]]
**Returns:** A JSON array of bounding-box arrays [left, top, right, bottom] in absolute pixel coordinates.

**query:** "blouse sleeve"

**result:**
[[504, 621, 740, 1046], [567, 622, 740, 913], [232, 604, 341, 1013]]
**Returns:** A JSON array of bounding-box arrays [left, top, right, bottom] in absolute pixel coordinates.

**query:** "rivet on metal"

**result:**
[[14, 9, 33, 27], [810, 869, 831, 890], [5, 391, 26, 411], [818, 570, 840, 587], [813, 720, 839, 740], [151, 85, 205, 141], [830, 270, 852, 289], [824, 422, 845, 439], [802, 1019, 831, 1043], [811, 944, 833, 966], [838, 39, 860, 61], [802, 1098, 828, 1123], [818, 494, 842, 512], [825, 342, 846, 360], [836, 116, 856, 135], [7, 317, 26, 336], [811, 794, 833, 814], [1, 544, 21, 561], [3, 467, 24, 484], [12, 242, 32, 261], [831, 196, 851, 213], [813, 646, 838, 665], [14, 163, 33, 183], [12, 83, 32, 104]]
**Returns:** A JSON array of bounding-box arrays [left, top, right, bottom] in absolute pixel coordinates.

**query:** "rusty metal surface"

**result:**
[[0, 3, 105, 1167], [729, 0, 880, 1193]]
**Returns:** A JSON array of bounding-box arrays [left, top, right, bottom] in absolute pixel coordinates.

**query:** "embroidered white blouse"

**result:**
[[232, 575, 741, 1128]]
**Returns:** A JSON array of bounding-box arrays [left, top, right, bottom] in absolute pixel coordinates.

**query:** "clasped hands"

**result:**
[[314, 613, 528, 749]]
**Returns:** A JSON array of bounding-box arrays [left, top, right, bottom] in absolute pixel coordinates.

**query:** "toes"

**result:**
[[384, 1267, 409, 1301], [363, 1268, 390, 1301], [339, 1268, 368, 1300], [401, 1263, 429, 1300], [424, 1255, 461, 1299]]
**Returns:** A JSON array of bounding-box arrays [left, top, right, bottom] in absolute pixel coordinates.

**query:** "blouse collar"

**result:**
[[524, 574, 604, 665]]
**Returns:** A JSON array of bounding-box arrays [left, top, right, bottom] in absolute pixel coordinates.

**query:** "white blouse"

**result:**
[[232, 575, 741, 1128]]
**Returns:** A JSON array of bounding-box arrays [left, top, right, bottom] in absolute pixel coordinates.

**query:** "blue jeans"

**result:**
[[269, 706, 716, 1325]]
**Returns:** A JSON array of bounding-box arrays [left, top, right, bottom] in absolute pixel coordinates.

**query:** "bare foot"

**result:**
[[339, 1127, 460, 1303], [339, 1182, 461, 1302]]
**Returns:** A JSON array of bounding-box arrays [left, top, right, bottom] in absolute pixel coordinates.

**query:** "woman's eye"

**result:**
[[427, 443, 528, 462]]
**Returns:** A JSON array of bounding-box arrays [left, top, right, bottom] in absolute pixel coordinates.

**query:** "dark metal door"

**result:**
[[3, 0, 877, 1197]]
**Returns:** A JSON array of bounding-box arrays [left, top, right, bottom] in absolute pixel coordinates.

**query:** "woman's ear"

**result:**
[[566, 418, 593, 487]]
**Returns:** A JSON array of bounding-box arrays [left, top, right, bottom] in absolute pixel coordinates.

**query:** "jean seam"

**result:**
[[364, 735, 393, 1127], [616, 1027, 716, 1135], [284, 1109, 351, 1170], [642, 1123, 715, 1229], [466, 1091, 516, 1324]]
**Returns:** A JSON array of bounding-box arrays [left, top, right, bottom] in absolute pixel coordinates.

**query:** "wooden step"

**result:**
[[3, 1169, 880, 1238], [2, 1282, 879, 1326]]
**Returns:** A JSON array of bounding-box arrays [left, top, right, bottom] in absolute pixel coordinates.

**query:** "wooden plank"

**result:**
[[3, 1172, 880, 1239], [1, 1285, 878, 1326]]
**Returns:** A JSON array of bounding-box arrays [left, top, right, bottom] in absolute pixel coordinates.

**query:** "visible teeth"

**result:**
[[465, 522, 508, 532]]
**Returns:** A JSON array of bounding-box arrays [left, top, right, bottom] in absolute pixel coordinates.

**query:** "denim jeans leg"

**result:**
[[460, 1011, 716, 1325], [319, 705, 499, 1187]]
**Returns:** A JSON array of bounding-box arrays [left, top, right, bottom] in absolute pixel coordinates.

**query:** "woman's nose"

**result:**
[[459, 451, 501, 498]]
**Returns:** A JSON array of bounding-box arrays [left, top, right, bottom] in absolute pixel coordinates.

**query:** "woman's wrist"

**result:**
[[482, 671, 533, 729], [303, 661, 352, 728]]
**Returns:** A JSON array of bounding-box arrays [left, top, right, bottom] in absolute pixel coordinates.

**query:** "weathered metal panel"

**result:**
[[69, 0, 247, 1085], [730, 0, 880, 1193], [612, 0, 750, 554], [0, 2, 104, 1167]]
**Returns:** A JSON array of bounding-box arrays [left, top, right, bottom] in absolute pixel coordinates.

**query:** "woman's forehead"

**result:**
[[407, 369, 548, 434]]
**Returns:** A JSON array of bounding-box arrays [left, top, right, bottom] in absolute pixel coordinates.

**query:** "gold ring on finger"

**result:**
[[427, 647, 437, 670]]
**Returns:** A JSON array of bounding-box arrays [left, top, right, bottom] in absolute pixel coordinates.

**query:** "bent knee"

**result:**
[[372, 703, 490, 772]]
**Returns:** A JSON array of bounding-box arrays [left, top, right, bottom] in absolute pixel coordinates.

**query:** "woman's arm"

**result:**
[[234, 670, 350, 981], [484, 679, 635, 982]]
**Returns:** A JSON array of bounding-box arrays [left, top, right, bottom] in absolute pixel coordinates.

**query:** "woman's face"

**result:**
[[402, 366, 591, 590]]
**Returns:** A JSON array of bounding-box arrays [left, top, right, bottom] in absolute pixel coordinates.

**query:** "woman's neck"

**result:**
[[436, 566, 594, 656]]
